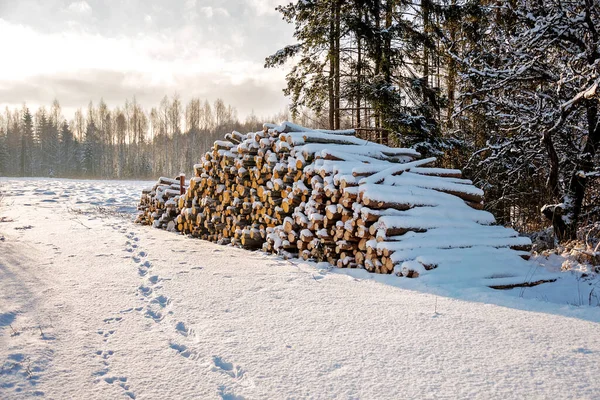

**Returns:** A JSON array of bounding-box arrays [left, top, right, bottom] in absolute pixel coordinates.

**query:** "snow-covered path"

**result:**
[[1, 178, 600, 399]]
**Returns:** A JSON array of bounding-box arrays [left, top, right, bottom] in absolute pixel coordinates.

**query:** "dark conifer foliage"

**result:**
[[267, 0, 599, 240], [0, 98, 287, 179]]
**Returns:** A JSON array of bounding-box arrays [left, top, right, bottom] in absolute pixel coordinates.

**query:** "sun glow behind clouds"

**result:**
[[0, 0, 293, 118], [0, 19, 275, 85]]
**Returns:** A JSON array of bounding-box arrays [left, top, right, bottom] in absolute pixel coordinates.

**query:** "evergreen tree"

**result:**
[[21, 107, 34, 177], [59, 121, 78, 176], [0, 129, 8, 175], [265, 0, 339, 127], [83, 120, 99, 176]]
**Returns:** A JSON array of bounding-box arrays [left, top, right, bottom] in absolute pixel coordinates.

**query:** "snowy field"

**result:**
[[1, 177, 600, 399]]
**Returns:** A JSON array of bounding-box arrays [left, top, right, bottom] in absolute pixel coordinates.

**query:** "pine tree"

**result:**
[[59, 121, 78, 176], [266, 0, 339, 127], [83, 120, 99, 176], [21, 107, 34, 176], [0, 129, 8, 175]]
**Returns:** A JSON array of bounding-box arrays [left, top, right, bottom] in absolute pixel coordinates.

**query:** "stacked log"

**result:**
[[137, 121, 533, 280], [136, 176, 187, 231]]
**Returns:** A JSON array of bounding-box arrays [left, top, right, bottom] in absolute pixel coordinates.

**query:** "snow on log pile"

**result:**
[[136, 176, 187, 231], [137, 122, 553, 287]]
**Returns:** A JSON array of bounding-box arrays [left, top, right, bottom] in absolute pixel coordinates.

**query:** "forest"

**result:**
[[0, 0, 599, 242], [0, 97, 290, 181]]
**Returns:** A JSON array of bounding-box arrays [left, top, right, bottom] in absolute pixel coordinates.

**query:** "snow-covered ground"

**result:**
[[1, 177, 600, 399]]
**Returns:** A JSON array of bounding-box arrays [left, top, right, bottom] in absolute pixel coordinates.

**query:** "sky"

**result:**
[[0, 0, 294, 120]]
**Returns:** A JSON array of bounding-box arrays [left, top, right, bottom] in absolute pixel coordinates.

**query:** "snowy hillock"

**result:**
[[136, 122, 554, 288]]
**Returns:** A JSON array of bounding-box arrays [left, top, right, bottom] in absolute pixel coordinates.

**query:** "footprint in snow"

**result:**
[[575, 347, 594, 354], [175, 321, 192, 337], [92, 367, 109, 377], [102, 317, 123, 324], [97, 350, 114, 360], [217, 385, 246, 400], [151, 295, 170, 308], [132, 252, 147, 263], [169, 342, 193, 358], [212, 356, 245, 379], [97, 330, 116, 341], [138, 285, 153, 297], [103, 376, 135, 398], [104, 376, 127, 384], [144, 308, 163, 322]]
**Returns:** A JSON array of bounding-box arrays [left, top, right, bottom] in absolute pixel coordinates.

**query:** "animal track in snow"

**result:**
[[97, 329, 116, 342], [151, 295, 170, 308], [103, 376, 127, 384], [212, 356, 245, 379], [217, 386, 246, 400], [169, 342, 193, 358], [138, 285, 153, 297], [175, 321, 192, 337], [102, 317, 123, 324], [103, 376, 134, 398], [144, 308, 163, 323]]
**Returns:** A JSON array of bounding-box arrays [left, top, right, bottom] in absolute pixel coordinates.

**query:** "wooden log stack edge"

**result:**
[[136, 121, 532, 278]]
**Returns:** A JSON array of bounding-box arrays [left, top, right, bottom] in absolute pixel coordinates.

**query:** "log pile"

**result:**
[[136, 122, 533, 280], [136, 176, 187, 231]]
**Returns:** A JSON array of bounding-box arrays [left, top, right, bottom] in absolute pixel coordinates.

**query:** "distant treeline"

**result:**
[[0, 97, 290, 179]]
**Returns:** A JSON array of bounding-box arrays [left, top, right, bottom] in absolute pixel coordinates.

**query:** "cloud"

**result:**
[[247, 0, 281, 16], [0, 1, 295, 119], [0, 18, 289, 119], [0, 69, 288, 120], [67, 1, 92, 14], [199, 6, 230, 19]]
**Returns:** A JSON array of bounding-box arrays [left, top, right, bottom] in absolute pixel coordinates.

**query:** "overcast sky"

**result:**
[[0, 0, 294, 120]]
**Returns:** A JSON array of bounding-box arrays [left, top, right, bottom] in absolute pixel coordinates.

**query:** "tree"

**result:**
[[0, 97, 273, 179], [456, 0, 600, 241], [59, 121, 79, 176], [267, 0, 448, 150], [21, 107, 34, 177], [83, 119, 99, 176], [266, 0, 338, 128], [0, 128, 8, 175]]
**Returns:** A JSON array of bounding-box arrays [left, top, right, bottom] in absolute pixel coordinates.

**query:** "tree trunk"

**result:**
[[565, 101, 600, 240], [383, 0, 392, 82], [328, 2, 335, 130], [544, 100, 600, 241], [356, 13, 362, 129], [446, 0, 457, 129], [334, 0, 341, 130], [20, 134, 25, 177], [422, 0, 430, 104]]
